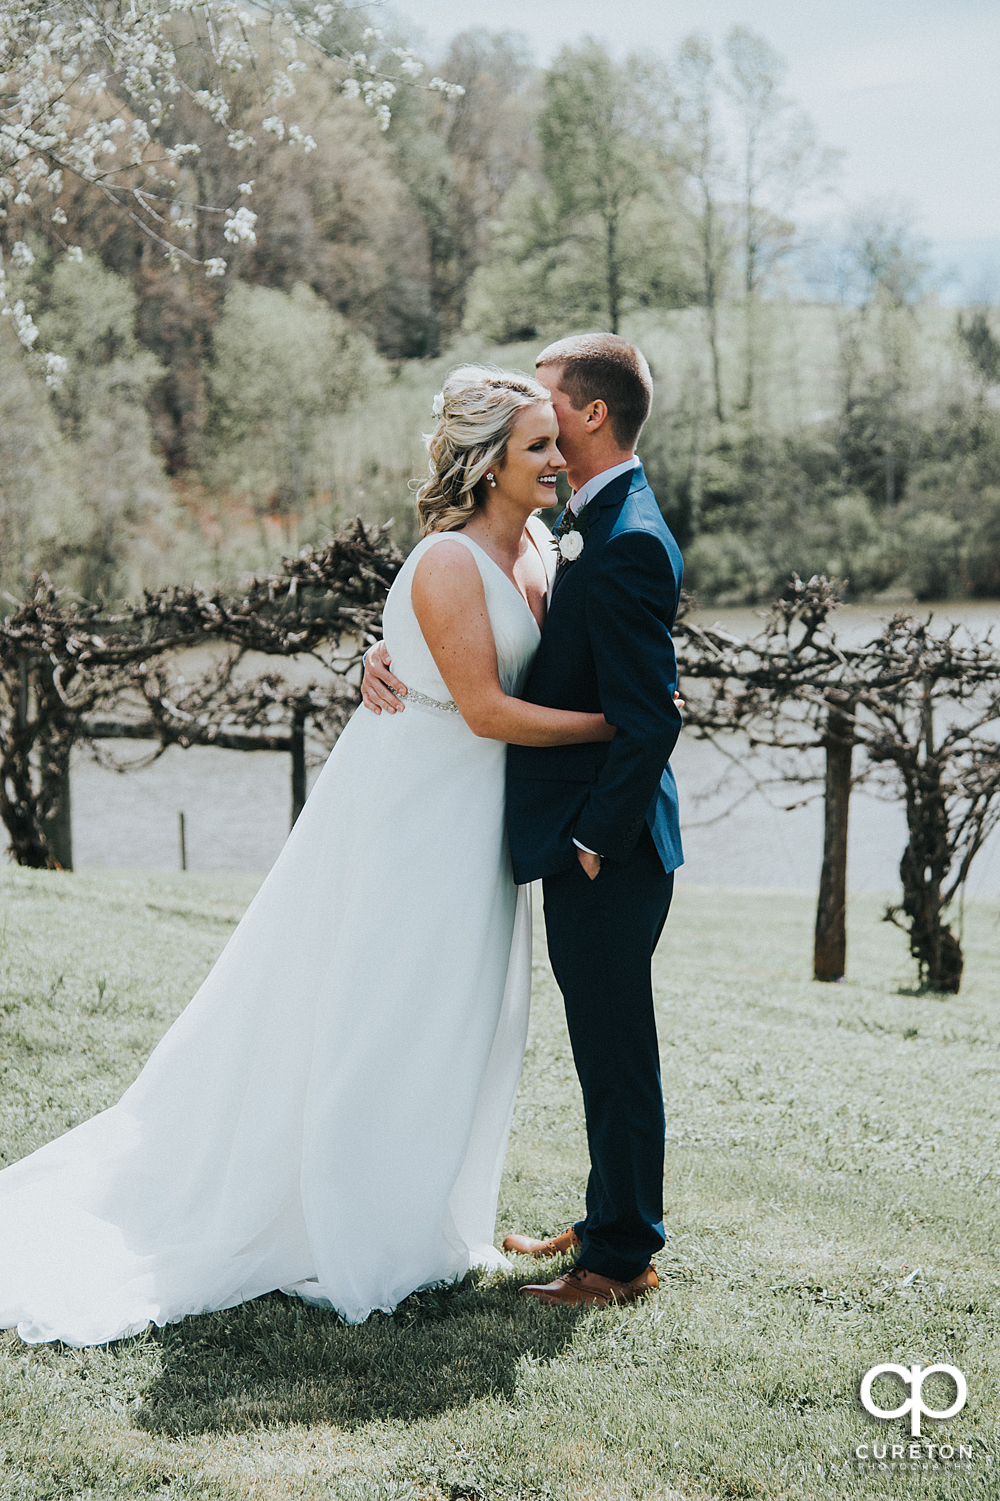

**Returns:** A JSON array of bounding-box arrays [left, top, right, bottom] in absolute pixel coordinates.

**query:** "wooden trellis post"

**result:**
[[813, 692, 855, 982]]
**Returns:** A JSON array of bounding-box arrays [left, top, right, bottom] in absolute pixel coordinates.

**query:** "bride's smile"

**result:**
[[486, 401, 565, 515]]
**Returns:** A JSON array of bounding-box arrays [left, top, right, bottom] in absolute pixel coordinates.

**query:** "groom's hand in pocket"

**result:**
[[361, 641, 408, 714], [576, 848, 602, 881]]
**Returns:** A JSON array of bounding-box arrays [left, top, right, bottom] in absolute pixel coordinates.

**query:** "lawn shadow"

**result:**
[[134, 1267, 580, 1437]]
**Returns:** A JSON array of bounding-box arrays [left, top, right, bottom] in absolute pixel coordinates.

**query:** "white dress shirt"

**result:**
[[567, 455, 640, 858], [567, 454, 640, 516]]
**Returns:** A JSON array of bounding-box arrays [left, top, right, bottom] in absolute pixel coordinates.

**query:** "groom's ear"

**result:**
[[584, 399, 610, 432]]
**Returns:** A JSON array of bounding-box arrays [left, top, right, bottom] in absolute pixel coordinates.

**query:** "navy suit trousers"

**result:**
[[541, 826, 673, 1283]]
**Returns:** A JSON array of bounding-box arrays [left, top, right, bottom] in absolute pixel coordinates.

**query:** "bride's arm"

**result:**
[[411, 541, 614, 747]]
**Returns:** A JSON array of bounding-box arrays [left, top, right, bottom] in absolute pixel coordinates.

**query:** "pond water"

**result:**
[[7, 601, 1000, 899]]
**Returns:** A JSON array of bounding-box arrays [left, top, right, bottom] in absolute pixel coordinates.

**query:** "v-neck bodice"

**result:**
[[381, 515, 554, 704]]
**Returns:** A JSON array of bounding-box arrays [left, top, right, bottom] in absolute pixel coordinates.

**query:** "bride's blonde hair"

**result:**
[[416, 365, 551, 536]]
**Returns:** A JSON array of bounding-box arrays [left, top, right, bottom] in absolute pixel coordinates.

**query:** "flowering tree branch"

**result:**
[[0, 1, 464, 349]]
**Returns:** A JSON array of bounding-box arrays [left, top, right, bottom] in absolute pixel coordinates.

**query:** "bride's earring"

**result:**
[[486, 472, 497, 488]]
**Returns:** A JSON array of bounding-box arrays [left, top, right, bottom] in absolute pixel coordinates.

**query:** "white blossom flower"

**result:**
[[262, 115, 285, 139], [428, 77, 466, 99], [165, 142, 200, 163], [1, 299, 39, 347], [223, 205, 257, 245], [237, 180, 254, 196], [10, 241, 35, 268], [431, 392, 444, 417], [193, 90, 230, 125], [559, 531, 585, 562], [51, 207, 67, 224], [44, 351, 68, 387], [341, 78, 361, 100], [65, 245, 83, 262], [392, 48, 424, 80], [204, 257, 227, 277]]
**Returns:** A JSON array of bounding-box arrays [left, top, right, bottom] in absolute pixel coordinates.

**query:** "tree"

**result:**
[[204, 281, 380, 529], [667, 33, 734, 425], [390, 30, 537, 344], [538, 40, 667, 333], [0, 3, 434, 279], [0, 0, 464, 417], [832, 205, 929, 518], [33, 251, 174, 602], [957, 310, 1000, 390], [467, 40, 690, 338], [723, 26, 838, 411], [0, 319, 75, 599]]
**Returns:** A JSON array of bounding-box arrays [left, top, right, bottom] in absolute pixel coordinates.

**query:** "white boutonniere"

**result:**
[[553, 501, 592, 567]]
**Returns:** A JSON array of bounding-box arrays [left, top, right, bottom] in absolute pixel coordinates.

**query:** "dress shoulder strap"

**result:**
[[415, 529, 488, 573]]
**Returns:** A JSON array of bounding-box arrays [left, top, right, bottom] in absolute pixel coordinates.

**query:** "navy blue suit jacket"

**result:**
[[506, 462, 684, 885]]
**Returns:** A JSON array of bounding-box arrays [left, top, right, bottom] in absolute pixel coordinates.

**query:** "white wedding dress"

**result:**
[[0, 519, 552, 1346]]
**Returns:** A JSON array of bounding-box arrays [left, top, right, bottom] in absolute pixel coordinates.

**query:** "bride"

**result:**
[[0, 366, 614, 1347]]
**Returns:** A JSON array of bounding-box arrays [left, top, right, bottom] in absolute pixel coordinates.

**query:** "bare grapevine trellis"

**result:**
[[0, 516, 403, 867], [676, 575, 1000, 994], [3, 545, 999, 994]]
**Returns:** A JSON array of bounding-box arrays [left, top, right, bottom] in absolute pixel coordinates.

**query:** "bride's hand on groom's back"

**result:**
[[361, 642, 408, 714]]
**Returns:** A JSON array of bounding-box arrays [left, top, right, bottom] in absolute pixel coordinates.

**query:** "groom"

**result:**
[[363, 333, 683, 1308]]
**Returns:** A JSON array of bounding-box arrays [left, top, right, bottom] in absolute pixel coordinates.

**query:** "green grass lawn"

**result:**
[[1, 867, 998, 1501]]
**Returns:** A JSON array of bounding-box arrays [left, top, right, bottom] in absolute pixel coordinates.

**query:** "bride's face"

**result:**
[[493, 402, 566, 513]]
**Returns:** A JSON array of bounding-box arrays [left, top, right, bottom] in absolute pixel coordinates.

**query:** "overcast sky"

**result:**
[[386, 0, 999, 298]]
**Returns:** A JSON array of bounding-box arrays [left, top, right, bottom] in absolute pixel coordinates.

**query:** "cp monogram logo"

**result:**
[[860, 1363, 968, 1437]]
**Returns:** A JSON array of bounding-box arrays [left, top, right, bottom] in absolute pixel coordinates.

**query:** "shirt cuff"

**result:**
[[573, 838, 600, 857]]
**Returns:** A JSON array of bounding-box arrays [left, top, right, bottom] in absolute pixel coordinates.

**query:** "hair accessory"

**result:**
[[431, 392, 445, 417], [486, 471, 497, 488]]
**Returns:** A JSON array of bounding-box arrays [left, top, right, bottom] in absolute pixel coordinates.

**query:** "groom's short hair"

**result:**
[[536, 333, 652, 450]]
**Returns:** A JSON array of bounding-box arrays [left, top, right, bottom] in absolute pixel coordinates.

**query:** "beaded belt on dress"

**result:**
[[390, 686, 460, 714]]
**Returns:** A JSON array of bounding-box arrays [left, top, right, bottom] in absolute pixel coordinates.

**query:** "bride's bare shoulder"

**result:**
[[411, 534, 484, 611]]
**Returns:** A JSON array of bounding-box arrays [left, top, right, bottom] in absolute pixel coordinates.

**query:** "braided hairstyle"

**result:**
[[416, 365, 551, 536]]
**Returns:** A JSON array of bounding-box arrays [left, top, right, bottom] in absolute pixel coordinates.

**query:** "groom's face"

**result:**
[[535, 365, 589, 486]]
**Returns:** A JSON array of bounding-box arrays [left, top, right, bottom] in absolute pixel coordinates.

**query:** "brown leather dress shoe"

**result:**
[[519, 1263, 658, 1308], [502, 1227, 582, 1257]]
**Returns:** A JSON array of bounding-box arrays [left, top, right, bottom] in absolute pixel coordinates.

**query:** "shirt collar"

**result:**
[[568, 455, 640, 515]]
